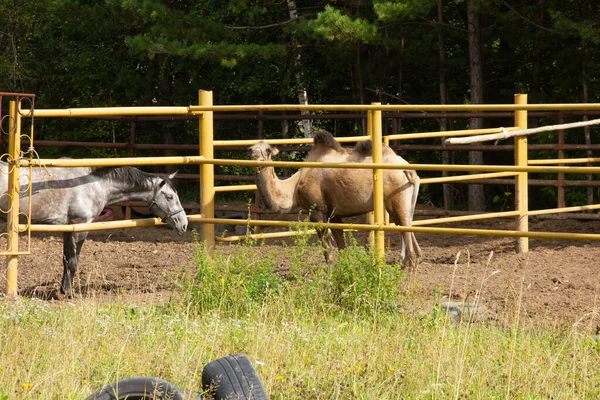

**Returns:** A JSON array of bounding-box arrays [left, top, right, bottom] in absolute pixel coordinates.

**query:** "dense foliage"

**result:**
[[1, 0, 599, 209]]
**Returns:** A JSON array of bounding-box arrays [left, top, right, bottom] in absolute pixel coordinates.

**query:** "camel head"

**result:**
[[249, 141, 279, 161]]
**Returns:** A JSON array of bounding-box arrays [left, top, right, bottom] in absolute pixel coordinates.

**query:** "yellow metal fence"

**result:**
[[4, 91, 600, 297]]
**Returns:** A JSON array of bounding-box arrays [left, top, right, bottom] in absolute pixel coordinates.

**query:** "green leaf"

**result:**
[[374, 0, 437, 21], [308, 5, 378, 44]]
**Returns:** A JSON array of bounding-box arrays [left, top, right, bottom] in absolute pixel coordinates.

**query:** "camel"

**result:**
[[249, 130, 421, 269]]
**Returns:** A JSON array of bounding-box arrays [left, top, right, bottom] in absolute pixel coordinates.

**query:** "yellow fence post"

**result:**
[[371, 103, 385, 258], [6, 100, 21, 298], [366, 109, 375, 247], [514, 94, 528, 253], [383, 136, 390, 226], [199, 90, 215, 260]]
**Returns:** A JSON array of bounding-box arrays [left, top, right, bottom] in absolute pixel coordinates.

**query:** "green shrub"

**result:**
[[328, 245, 405, 315], [180, 230, 405, 319], [180, 238, 283, 316]]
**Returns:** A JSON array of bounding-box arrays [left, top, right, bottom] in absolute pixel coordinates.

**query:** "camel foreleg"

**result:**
[[316, 227, 337, 264], [329, 217, 346, 251]]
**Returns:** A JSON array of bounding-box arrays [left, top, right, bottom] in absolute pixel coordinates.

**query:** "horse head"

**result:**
[[148, 172, 188, 233]]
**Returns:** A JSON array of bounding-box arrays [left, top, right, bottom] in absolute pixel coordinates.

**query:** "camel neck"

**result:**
[[255, 166, 299, 213]]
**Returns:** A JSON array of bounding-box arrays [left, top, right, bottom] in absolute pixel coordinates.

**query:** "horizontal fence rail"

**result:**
[[21, 106, 194, 117], [20, 157, 600, 174], [193, 217, 600, 242], [188, 103, 600, 112], [24, 217, 169, 233]]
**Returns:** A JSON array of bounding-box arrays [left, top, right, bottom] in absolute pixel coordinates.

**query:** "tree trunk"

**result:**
[[467, 0, 485, 212], [437, 0, 454, 210], [281, 95, 291, 178], [529, 47, 541, 129], [582, 41, 593, 205], [355, 47, 367, 135], [157, 61, 177, 176], [286, 0, 312, 138], [398, 27, 405, 102], [162, 128, 178, 176], [529, 0, 543, 127]]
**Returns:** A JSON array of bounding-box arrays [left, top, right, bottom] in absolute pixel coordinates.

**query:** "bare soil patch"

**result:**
[[3, 210, 600, 326]]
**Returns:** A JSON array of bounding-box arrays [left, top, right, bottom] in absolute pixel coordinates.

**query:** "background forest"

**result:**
[[1, 0, 599, 210]]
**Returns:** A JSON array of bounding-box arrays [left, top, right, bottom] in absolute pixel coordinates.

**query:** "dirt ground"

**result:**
[[4, 208, 600, 327]]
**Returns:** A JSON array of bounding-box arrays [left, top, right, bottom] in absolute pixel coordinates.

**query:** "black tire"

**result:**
[[85, 377, 186, 400], [201, 354, 268, 400]]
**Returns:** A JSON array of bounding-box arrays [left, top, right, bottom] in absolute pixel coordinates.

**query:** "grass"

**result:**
[[2, 237, 600, 399]]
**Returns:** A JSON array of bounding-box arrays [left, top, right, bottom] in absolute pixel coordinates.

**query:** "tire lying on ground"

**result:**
[[202, 353, 268, 400], [84, 377, 185, 400], [85, 354, 267, 400]]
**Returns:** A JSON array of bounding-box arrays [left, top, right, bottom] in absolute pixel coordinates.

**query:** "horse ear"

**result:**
[[168, 171, 178, 179], [271, 147, 280, 157]]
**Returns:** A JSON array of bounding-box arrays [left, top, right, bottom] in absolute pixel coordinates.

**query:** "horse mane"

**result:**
[[91, 166, 170, 189], [312, 130, 345, 153]]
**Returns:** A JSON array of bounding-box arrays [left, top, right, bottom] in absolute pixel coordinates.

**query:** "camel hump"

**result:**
[[353, 140, 396, 157], [353, 140, 373, 156], [313, 130, 344, 152]]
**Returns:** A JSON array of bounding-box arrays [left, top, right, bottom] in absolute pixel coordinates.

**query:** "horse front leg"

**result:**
[[61, 232, 87, 296]]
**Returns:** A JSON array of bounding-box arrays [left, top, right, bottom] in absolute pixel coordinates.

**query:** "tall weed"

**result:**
[[180, 239, 284, 316], [328, 244, 405, 315], [181, 231, 405, 320]]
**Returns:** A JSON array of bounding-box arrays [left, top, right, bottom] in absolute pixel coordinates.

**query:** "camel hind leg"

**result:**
[[411, 232, 422, 258], [386, 201, 419, 271]]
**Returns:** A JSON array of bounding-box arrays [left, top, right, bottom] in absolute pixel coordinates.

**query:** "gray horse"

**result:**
[[0, 163, 188, 296]]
